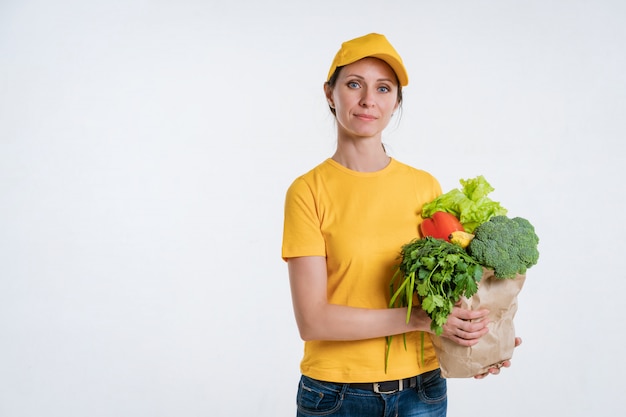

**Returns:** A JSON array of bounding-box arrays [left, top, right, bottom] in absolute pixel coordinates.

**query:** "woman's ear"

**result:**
[[323, 82, 335, 108], [393, 92, 402, 112]]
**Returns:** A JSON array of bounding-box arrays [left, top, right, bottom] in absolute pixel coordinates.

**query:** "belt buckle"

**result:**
[[373, 379, 402, 394]]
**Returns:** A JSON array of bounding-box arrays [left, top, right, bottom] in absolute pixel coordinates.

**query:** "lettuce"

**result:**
[[421, 175, 508, 233]]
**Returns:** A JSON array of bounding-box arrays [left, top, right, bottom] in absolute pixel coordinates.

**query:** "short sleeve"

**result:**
[[281, 177, 326, 261]]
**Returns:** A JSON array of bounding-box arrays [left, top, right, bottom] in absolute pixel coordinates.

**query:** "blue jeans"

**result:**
[[296, 368, 447, 417]]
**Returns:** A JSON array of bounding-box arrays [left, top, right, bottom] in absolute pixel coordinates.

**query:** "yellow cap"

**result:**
[[326, 33, 408, 86]]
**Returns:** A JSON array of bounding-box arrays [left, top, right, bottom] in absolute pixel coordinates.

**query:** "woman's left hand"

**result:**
[[473, 337, 523, 379], [440, 304, 490, 346]]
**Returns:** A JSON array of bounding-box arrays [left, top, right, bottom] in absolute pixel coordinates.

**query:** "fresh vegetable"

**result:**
[[389, 237, 484, 335], [449, 231, 475, 249], [467, 215, 540, 279], [420, 211, 465, 241], [421, 175, 508, 233], [386, 236, 483, 371]]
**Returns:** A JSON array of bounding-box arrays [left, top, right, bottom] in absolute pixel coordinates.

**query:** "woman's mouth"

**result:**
[[354, 113, 377, 121]]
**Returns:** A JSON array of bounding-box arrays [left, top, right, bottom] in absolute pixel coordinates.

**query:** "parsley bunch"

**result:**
[[389, 237, 484, 335]]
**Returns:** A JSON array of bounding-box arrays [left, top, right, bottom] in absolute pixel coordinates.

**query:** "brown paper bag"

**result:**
[[430, 269, 526, 378]]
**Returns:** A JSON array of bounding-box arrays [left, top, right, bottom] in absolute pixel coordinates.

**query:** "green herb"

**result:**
[[385, 237, 484, 371], [390, 236, 484, 333]]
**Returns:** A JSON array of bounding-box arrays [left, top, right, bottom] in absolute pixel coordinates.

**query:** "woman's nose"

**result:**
[[359, 88, 375, 107]]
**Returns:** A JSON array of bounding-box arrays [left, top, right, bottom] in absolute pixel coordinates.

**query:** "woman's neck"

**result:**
[[331, 137, 390, 172]]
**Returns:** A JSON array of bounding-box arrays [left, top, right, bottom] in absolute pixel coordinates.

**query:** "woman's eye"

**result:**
[[347, 81, 360, 89], [378, 86, 390, 93]]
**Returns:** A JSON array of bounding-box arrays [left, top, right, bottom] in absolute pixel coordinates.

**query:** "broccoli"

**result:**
[[467, 215, 540, 278]]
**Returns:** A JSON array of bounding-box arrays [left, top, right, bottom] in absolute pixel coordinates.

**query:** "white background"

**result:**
[[1, 0, 624, 416]]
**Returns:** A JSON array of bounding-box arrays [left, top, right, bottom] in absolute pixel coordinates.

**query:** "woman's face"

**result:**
[[325, 57, 401, 141]]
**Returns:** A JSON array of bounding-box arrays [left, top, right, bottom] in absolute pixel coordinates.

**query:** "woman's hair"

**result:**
[[325, 64, 403, 116]]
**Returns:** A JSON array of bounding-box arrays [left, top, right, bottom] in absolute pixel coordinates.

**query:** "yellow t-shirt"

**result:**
[[282, 158, 443, 383]]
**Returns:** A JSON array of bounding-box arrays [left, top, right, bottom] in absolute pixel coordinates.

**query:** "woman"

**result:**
[[282, 33, 518, 417]]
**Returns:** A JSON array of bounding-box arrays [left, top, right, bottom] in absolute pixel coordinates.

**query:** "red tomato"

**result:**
[[420, 211, 464, 241]]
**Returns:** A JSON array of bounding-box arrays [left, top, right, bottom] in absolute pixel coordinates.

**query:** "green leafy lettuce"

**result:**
[[421, 175, 508, 233]]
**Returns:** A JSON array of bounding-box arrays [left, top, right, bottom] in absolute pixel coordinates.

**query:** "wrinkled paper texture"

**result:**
[[431, 269, 526, 378]]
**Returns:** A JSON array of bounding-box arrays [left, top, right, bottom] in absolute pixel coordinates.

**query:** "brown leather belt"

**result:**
[[349, 376, 418, 394]]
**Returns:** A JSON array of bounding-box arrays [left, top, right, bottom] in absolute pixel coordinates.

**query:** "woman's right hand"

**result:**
[[439, 305, 490, 346]]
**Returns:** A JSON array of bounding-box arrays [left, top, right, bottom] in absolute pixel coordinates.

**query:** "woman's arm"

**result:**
[[288, 256, 490, 343]]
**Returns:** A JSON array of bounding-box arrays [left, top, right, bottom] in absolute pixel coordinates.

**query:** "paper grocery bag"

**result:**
[[430, 269, 526, 378]]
